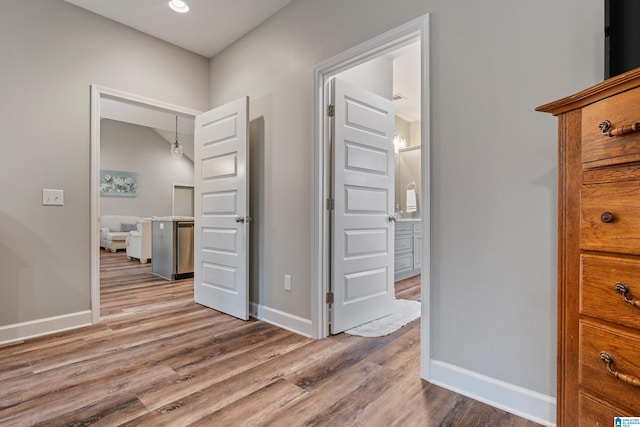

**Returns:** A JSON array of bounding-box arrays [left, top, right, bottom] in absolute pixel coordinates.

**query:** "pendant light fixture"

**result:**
[[171, 115, 183, 159]]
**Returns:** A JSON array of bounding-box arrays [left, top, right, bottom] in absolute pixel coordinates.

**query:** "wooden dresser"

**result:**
[[537, 69, 640, 425]]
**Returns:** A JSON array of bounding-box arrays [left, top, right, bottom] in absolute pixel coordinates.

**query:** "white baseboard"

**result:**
[[429, 359, 556, 427], [250, 302, 312, 338], [0, 310, 93, 345]]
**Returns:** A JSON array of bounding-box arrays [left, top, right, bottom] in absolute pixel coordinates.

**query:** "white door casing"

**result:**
[[194, 96, 250, 320], [331, 78, 395, 333]]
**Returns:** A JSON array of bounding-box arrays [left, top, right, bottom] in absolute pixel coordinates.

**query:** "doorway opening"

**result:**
[[311, 15, 430, 378], [173, 184, 195, 217], [89, 85, 200, 322]]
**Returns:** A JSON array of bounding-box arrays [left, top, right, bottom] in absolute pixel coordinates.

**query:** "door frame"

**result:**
[[89, 85, 201, 323], [311, 15, 431, 378]]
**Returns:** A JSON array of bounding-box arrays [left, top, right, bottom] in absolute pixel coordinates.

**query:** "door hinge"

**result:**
[[326, 198, 335, 210], [326, 292, 334, 304], [327, 104, 335, 117]]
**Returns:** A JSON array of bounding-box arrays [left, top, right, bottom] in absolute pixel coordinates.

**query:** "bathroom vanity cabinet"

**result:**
[[394, 219, 421, 281]]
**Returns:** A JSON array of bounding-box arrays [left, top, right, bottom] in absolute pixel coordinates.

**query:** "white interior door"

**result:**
[[331, 78, 395, 333], [194, 96, 249, 320]]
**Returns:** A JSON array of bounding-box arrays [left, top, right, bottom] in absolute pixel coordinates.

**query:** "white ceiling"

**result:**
[[64, 0, 295, 58]]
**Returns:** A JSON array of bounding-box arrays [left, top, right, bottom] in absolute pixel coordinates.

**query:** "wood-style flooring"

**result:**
[[0, 250, 542, 426]]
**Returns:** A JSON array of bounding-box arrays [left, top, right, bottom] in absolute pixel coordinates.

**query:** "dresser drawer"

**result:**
[[583, 86, 640, 167], [581, 254, 640, 331], [579, 392, 633, 426], [580, 321, 640, 413], [581, 182, 640, 255]]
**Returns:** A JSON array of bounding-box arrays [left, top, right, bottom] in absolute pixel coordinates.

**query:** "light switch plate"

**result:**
[[43, 189, 64, 206]]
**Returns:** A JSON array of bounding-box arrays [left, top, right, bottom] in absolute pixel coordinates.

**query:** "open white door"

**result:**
[[194, 96, 249, 320], [331, 79, 395, 333]]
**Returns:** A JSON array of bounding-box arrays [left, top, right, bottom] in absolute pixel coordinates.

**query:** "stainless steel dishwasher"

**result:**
[[151, 218, 194, 280]]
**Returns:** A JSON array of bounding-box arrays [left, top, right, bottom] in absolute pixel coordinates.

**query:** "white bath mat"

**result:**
[[345, 299, 420, 337]]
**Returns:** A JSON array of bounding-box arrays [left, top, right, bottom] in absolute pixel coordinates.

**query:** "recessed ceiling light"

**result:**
[[169, 0, 189, 13]]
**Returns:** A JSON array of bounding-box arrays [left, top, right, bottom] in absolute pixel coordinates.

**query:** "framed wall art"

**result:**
[[100, 169, 138, 196]]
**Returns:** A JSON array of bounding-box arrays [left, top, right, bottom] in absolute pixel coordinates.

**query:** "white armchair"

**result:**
[[126, 219, 152, 264]]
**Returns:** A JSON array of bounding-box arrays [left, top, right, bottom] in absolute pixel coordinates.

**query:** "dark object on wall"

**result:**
[[605, 0, 640, 79]]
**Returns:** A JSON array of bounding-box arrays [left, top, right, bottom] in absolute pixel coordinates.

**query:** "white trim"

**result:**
[[429, 360, 556, 427], [311, 14, 431, 377], [250, 302, 312, 338], [0, 311, 92, 345], [90, 85, 201, 324], [418, 14, 432, 382]]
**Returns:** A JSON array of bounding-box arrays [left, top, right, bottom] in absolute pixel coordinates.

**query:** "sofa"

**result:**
[[99, 215, 146, 253]]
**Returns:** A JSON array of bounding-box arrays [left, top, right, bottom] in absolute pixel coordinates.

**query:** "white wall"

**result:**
[[207, 0, 603, 421], [0, 0, 208, 329], [409, 121, 420, 148], [100, 119, 194, 217], [395, 116, 411, 145], [337, 55, 393, 99]]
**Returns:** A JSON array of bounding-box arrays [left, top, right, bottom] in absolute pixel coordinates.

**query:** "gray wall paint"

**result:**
[[100, 119, 194, 218], [0, 0, 208, 326], [207, 0, 602, 397]]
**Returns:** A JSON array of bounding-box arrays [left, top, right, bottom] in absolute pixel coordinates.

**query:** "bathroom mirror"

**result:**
[[394, 118, 421, 220]]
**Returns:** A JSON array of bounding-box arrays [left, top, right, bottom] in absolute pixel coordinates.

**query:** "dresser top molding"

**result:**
[[537, 67, 640, 116]]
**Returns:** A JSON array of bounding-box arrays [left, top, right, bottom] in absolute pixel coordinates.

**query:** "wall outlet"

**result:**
[[284, 274, 292, 292]]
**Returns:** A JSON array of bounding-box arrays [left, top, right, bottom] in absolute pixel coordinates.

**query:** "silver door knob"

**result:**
[[388, 215, 397, 222], [235, 216, 245, 223]]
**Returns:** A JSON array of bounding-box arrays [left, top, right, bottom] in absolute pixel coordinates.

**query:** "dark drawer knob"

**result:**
[[600, 212, 614, 223]]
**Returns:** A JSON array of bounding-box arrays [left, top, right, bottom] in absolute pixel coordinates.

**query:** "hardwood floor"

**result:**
[[0, 250, 541, 426]]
